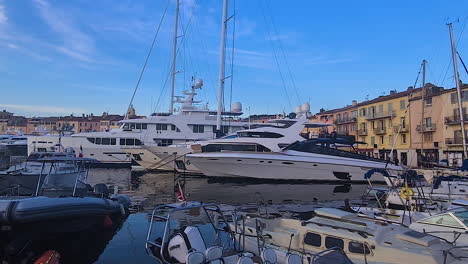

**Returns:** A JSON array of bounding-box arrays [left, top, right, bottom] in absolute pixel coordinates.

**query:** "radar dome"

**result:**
[[231, 102, 242, 113], [301, 103, 310, 112], [194, 78, 203, 88], [295, 105, 301, 114]]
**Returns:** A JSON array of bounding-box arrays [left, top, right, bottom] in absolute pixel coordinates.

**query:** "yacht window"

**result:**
[[110, 138, 116, 145], [142, 123, 147, 129], [136, 123, 142, 129], [102, 138, 110, 145], [304, 232, 321, 247], [126, 138, 135, 145], [135, 139, 142, 146], [325, 236, 344, 250], [130, 123, 136, 129], [171, 124, 176, 131], [419, 213, 464, 228], [95, 138, 102, 144], [87, 138, 95, 143], [120, 138, 125, 145], [238, 132, 284, 138], [348, 241, 370, 254], [123, 123, 130, 130], [156, 124, 168, 130], [193, 124, 205, 133]]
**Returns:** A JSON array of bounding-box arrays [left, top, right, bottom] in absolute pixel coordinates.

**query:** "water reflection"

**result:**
[[84, 169, 379, 263]]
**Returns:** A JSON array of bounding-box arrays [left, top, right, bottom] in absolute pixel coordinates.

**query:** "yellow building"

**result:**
[[440, 84, 468, 166], [356, 89, 412, 165]]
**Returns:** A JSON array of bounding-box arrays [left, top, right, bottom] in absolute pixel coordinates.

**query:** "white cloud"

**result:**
[[0, 5, 7, 24], [32, 0, 95, 62], [0, 104, 86, 115], [7, 43, 16, 49]]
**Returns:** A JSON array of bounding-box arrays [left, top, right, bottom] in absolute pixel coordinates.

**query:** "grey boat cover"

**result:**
[[0, 196, 121, 224]]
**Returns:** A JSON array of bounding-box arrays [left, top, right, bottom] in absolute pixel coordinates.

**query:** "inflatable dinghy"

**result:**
[[0, 196, 124, 224]]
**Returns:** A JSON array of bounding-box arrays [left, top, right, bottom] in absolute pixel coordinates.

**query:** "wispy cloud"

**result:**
[[0, 4, 7, 24], [32, 0, 95, 62], [304, 56, 354, 65], [0, 104, 86, 115]]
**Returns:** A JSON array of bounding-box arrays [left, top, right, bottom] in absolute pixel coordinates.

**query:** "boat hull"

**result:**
[[187, 152, 401, 182]]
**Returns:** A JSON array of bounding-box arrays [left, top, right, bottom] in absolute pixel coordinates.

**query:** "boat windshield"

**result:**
[[284, 140, 385, 163], [419, 209, 468, 229], [453, 208, 468, 227]]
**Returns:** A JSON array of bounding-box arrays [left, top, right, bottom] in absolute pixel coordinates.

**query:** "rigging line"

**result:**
[[153, 13, 195, 114], [457, 51, 468, 75], [265, 0, 301, 104], [125, 0, 170, 119], [260, 0, 292, 110]]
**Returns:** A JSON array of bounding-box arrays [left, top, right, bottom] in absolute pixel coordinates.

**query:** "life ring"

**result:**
[[400, 187, 414, 200]]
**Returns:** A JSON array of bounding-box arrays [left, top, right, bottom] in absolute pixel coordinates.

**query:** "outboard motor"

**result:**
[[165, 226, 207, 263], [93, 183, 110, 198]]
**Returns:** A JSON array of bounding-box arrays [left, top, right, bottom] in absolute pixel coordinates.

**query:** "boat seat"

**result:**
[[286, 254, 302, 264], [186, 251, 204, 264], [237, 256, 254, 264], [261, 248, 277, 264], [205, 246, 223, 264]]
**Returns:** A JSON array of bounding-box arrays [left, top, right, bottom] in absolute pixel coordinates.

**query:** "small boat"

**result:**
[[232, 207, 467, 264]]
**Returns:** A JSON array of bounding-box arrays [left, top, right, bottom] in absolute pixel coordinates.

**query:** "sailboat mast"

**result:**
[[448, 23, 467, 158], [420, 59, 426, 163], [169, 0, 180, 114], [216, 0, 228, 133]]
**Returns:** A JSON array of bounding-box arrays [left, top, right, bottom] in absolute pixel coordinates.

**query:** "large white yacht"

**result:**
[[186, 138, 404, 182], [128, 110, 330, 173], [27, 81, 248, 167]]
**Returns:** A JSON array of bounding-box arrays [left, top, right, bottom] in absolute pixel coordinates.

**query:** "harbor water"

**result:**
[[76, 168, 377, 264]]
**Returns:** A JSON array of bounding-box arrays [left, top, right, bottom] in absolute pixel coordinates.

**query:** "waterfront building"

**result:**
[[408, 84, 445, 167], [355, 89, 413, 165], [441, 84, 468, 166], [315, 100, 358, 136]]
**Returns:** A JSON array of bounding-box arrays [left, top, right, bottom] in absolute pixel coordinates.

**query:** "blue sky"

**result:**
[[1, 0, 468, 117]]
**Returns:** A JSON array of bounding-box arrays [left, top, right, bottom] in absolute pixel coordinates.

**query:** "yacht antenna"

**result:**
[[448, 23, 467, 158], [169, 0, 180, 114], [216, 0, 228, 136], [420, 59, 426, 166]]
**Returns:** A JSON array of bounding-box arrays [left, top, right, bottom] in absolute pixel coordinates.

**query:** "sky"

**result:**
[[1, 0, 468, 117]]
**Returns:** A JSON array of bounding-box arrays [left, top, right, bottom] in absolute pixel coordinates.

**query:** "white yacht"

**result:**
[[187, 138, 404, 182], [128, 111, 329, 173], [27, 81, 248, 167]]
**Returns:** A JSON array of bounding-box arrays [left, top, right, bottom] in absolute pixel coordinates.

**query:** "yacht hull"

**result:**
[[122, 147, 174, 171], [145, 146, 202, 174], [187, 152, 401, 182]]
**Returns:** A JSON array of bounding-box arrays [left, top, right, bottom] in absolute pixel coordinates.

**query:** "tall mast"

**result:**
[[448, 23, 467, 158], [169, 0, 180, 114], [216, 0, 228, 134], [420, 59, 426, 164]]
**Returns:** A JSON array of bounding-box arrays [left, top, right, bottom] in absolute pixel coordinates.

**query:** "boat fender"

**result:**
[[34, 250, 60, 264], [102, 215, 113, 229], [400, 187, 414, 200]]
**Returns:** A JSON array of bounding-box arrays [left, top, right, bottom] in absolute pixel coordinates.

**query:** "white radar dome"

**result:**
[[301, 103, 310, 112], [231, 102, 242, 113], [295, 105, 301, 114]]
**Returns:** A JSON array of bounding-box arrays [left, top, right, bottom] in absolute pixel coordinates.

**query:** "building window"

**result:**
[[380, 136, 384, 145], [304, 232, 321, 247], [388, 102, 393, 112], [352, 110, 357, 119], [401, 134, 407, 144], [425, 97, 432, 106], [424, 133, 433, 142], [360, 108, 366, 117], [371, 136, 375, 146], [378, 104, 384, 113], [193, 124, 205, 133], [425, 117, 432, 127], [401, 117, 406, 128]]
